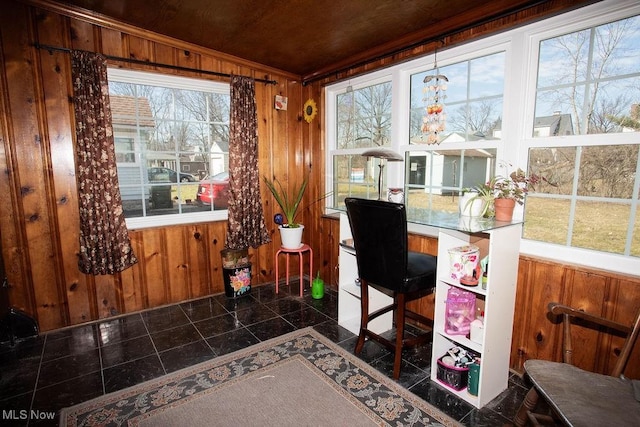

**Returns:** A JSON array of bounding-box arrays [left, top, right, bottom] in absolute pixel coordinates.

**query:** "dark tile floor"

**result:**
[[0, 281, 530, 426]]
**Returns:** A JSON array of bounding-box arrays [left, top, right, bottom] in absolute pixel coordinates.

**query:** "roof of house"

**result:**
[[110, 95, 155, 128], [533, 113, 574, 136]]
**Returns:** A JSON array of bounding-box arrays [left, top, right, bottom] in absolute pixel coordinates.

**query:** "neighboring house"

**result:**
[[492, 112, 575, 138], [178, 140, 229, 179], [111, 95, 155, 206], [532, 112, 574, 137], [408, 132, 495, 194], [208, 139, 229, 177]]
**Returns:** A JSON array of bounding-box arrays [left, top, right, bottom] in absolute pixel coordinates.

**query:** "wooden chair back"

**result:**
[[548, 302, 640, 377]]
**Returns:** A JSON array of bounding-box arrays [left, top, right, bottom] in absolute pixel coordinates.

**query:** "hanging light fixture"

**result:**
[[421, 43, 448, 145]]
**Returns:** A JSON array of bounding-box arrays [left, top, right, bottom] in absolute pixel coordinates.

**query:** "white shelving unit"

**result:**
[[430, 223, 522, 408], [337, 210, 521, 408], [337, 213, 393, 335]]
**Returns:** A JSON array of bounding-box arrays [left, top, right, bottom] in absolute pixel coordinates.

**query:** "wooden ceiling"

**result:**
[[42, 0, 594, 82]]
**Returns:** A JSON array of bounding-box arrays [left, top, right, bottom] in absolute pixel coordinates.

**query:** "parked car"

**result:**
[[196, 171, 229, 209], [148, 167, 196, 183]]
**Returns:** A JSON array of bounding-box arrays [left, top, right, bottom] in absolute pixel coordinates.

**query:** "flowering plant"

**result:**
[[463, 166, 547, 217], [492, 168, 542, 205]]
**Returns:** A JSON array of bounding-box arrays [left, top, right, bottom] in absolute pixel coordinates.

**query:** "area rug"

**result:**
[[60, 327, 461, 426]]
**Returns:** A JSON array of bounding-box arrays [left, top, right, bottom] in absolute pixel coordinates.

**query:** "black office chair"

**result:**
[[345, 197, 437, 379]]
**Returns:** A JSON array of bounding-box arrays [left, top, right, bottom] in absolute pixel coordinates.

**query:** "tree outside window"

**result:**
[[526, 14, 640, 256]]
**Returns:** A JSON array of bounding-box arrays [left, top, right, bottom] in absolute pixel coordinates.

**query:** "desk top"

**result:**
[[406, 208, 522, 233], [333, 206, 523, 234]]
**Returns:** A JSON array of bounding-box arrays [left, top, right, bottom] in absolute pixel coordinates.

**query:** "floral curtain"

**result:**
[[71, 51, 138, 275], [225, 75, 271, 249]]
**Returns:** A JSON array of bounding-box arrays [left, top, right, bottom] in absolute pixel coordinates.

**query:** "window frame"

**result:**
[[326, 70, 398, 208], [518, 1, 640, 274], [325, 0, 640, 276], [108, 68, 231, 229]]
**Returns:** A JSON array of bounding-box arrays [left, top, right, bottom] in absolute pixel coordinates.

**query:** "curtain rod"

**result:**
[[33, 43, 278, 85]]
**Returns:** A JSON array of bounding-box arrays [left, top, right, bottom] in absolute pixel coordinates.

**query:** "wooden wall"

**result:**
[[0, 0, 324, 332], [2, 0, 637, 379]]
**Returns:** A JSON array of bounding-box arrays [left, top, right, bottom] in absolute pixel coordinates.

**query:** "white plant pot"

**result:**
[[459, 192, 485, 217], [279, 224, 304, 249]]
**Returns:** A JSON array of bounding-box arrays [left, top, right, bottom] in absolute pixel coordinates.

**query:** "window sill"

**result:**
[[126, 210, 228, 230]]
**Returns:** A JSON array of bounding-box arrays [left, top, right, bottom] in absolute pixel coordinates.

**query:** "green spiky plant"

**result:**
[[263, 175, 308, 228]]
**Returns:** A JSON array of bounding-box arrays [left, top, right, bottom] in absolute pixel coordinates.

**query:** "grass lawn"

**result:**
[[336, 185, 638, 256]]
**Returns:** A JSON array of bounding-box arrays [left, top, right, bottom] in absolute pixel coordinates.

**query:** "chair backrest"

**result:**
[[549, 302, 640, 378], [345, 198, 408, 291]]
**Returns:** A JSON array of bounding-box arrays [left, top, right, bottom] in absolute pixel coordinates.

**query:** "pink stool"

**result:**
[[275, 244, 313, 297]]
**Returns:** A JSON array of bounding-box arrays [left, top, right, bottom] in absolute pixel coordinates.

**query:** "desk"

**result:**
[[337, 210, 522, 408], [275, 244, 313, 297]]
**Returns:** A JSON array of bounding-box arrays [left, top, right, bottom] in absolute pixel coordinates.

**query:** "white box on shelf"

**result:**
[[470, 318, 484, 344]]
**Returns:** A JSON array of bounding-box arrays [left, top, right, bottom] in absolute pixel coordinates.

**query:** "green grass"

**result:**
[[525, 197, 638, 255], [336, 186, 639, 256]]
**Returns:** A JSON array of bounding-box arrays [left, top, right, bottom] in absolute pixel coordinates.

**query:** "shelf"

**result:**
[[339, 239, 355, 253], [434, 379, 479, 406], [431, 223, 522, 408], [341, 281, 361, 299], [338, 212, 519, 408], [435, 330, 482, 354], [439, 277, 487, 297], [340, 316, 361, 335], [338, 213, 393, 337]]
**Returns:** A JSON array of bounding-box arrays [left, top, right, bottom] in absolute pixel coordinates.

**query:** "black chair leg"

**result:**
[[355, 279, 369, 355]]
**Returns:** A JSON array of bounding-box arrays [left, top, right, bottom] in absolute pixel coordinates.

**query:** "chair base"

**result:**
[[355, 281, 434, 379]]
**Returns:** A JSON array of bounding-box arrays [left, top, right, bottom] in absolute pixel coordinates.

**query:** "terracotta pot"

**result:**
[[494, 198, 516, 221]]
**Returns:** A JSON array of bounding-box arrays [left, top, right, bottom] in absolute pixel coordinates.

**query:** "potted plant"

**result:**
[[263, 174, 308, 228], [491, 168, 544, 221], [263, 174, 332, 249], [263, 174, 309, 249], [461, 182, 494, 218], [463, 167, 547, 221]]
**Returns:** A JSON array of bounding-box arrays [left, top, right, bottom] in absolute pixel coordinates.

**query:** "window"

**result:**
[[405, 52, 504, 214], [409, 52, 505, 144], [524, 13, 640, 257], [525, 145, 639, 255], [533, 15, 640, 137], [108, 69, 231, 228], [330, 78, 393, 207], [326, 1, 640, 274]]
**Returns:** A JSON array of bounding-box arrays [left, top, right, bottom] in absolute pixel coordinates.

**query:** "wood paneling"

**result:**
[[0, 1, 305, 332], [1, 0, 637, 382], [512, 257, 640, 378]]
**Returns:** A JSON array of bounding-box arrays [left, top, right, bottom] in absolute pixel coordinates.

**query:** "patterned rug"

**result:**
[[60, 328, 461, 426]]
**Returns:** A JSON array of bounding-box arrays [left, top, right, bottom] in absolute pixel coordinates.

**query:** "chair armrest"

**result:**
[[548, 302, 631, 335]]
